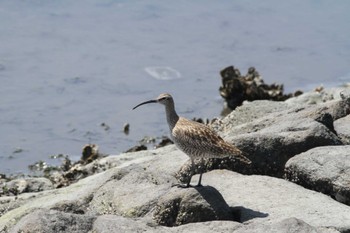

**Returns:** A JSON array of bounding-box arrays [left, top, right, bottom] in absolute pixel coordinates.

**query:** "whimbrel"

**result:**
[[133, 93, 251, 187]]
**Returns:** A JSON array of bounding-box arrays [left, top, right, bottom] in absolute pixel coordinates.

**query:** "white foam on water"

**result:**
[[144, 66, 182, 80]]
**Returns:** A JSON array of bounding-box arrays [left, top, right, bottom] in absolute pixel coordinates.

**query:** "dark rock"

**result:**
[[123, 123, 130, 135], [153, 186, 235, 226], [155, 136, 174, 149], [219, 66, 299, 110], [100, 122, 110, 131], [192, 117, 209, 125], [10, 209, 95, 233], [314, 112, 336, 135], [285, 145, 350, 205], [81, 144, 100, 164], [334, 115, 350, 144], [125, 144, 147, 153]]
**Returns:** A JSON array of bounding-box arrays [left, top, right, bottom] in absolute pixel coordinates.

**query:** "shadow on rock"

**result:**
[[153, 185, 259, 227], [231, 206, 269, 223]]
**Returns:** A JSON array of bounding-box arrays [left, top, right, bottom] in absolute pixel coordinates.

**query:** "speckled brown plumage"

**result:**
[[133, 93, 251, 187], [173, 117, 250, 164]]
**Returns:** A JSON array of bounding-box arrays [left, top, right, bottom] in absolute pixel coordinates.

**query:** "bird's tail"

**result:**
[[225, 143, 252, 164], [237, 151, 252, 165]]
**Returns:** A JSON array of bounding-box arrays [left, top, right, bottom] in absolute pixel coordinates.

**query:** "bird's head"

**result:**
[[132, 93, 174, 110]]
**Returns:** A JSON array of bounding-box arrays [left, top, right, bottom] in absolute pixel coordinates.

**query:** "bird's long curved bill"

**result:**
[[132, 100, 157, 110]]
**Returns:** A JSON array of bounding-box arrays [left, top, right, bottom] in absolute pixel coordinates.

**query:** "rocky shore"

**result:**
[[1, 86, 350, 233]]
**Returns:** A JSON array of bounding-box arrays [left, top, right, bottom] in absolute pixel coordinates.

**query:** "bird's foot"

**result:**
[[171, 183, 193, 188], [171, 183, 204, 188]]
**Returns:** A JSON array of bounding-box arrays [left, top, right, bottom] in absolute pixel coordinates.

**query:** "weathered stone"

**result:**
[[92, 215, 157, 233], [285, 145, 350, 205], [201, 170, 350, 231], [92, 216, 339, 233], [334, 115, 350, 144], [153, 186, 234, 226], [87, 146, 184, 217], [125, 144, 147, 153], [1, 148, 350, 232], [207, 93, 349, 177], [202, 117, 341, 178], [92, 215, 242, 233], [233, 217, 340, 233], [2, 177, 53, 195], [0, 164, 122, 231], [10, 209, 95, 233]]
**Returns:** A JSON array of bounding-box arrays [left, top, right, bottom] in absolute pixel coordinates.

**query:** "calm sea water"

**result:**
[[1, 0, 350, 174]]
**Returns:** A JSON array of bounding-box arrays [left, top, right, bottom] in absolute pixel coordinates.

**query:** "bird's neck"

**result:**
[[165, 102, 179, 130]]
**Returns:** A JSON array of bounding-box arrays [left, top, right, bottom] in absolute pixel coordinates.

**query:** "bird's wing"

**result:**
[[173, 118, 241, 157]]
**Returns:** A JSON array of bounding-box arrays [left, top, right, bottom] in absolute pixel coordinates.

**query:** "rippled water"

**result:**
[[1, 0, 350, 174]]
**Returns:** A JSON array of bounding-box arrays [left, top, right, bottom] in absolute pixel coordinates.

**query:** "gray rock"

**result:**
[[92, 215, 242, 233], [2, 177, 53, 195], [153, 186, 235, 226], [285, 87, 346, 106], [214, 87, 350, 134], [233, 118, 341, 176], [92, 215, 158, 233], [92, 169, 350, 232], [87, 145, 185, 217], [92, 215, 339, 233], [334, 115, 350, 144], [0, 162, 124, 231], [285, 145, 350, 205], [200, 170, 350, 231], [9, 209, 95, 233], [1, 147, 350, 232], [207, 117, 341, 178], [206, 93, 349, 177], [234, 217, 340, 233], [211, 100, 292, 130]]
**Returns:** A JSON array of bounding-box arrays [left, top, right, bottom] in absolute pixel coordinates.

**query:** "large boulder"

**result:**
[[87, 146, 185, 217], [153, 186, 235, 226], [285, 145, 350, 205], [9, 209, 95, 233], [233, 218, 340, 233], [205, 91, 350, 177], [198, 170, 350, 231], [92, 216, 339, 233], [2, 147, 350, 232], [1, 177, 54, 195], [334, 115, 350, 144]]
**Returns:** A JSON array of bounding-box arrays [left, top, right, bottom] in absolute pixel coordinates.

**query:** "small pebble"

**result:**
[[123, 123, 130, 135]]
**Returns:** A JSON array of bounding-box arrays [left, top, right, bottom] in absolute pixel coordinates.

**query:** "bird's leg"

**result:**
[[186, 158, 195, 187], [196, 158, 204, 187], [173, 158, 194, 188]]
